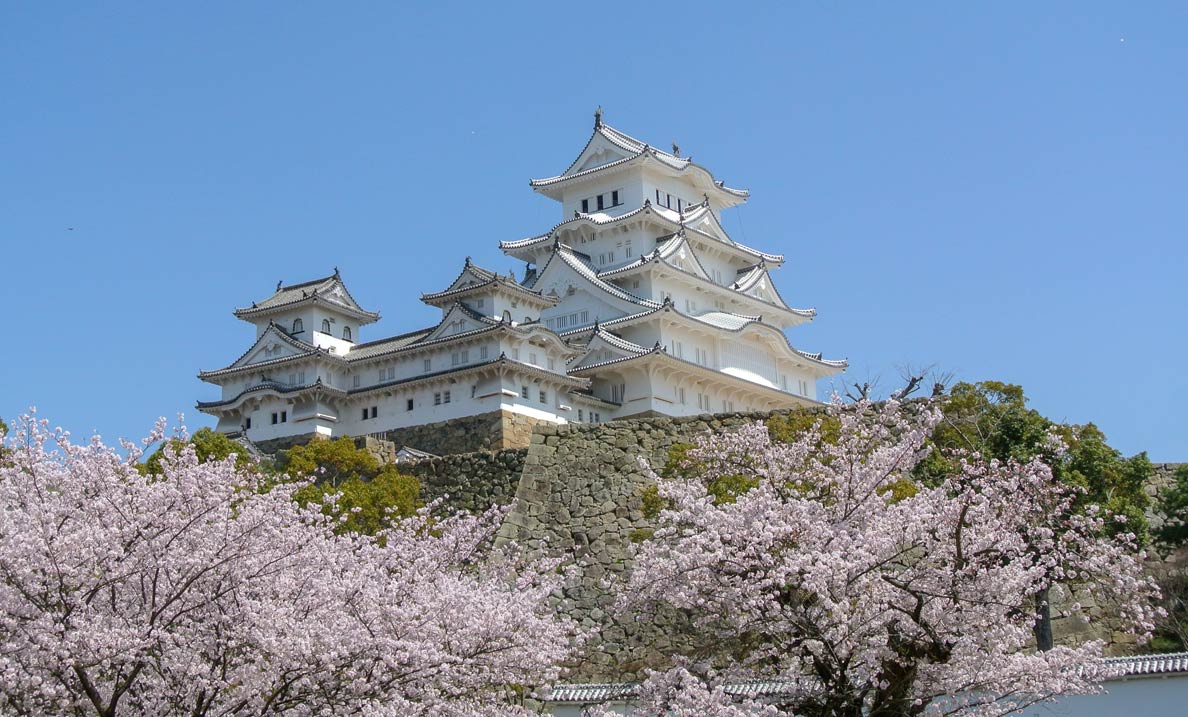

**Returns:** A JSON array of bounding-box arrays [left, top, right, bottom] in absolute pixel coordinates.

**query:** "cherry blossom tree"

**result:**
[[618, 400, 1161, 717], [0, 413, 575, 716]]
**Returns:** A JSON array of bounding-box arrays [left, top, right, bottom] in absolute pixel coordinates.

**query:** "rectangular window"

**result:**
[[678, 387, 686, 405], [423, 358, 431, 373], [244, 417, 252, 430], [520, 385, 529, 399], [280, 411, 287, 423], [362, 408, 369, 420], [387, 367, 396, 380], [666, 193, 673, 208], [539, 390, 547, 404], [596, 194, 605, 210], [370, 406, 377, 419], [443, 390, 451, 404], [476, 298, 484, 308], [512, 348, 520, 360], [608, 250, 615, 262], [632, 280, 640, 289], [625, 239, 632, 258], [434, 392, 441, 406], [612, 190, 620, 206], [578, 409, 584, 422], [655, 189, 661, 203], [677, 197, 683, 211], [406, 398, 414, 411], [548, 357, 555, 370], [353, 375, 360, 388], [581, 198, 589, 213], [480, 345, 488, 359], [528, 352, 537, 366], [271, 412, 278, 425]]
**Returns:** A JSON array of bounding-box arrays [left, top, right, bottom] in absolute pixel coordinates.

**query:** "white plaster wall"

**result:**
[[540, 287, 629, 328]]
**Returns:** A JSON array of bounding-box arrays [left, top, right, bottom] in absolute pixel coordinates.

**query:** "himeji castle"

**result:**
[[197, 112, 846, 447]]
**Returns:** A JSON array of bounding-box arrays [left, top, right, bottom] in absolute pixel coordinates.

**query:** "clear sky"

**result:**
[[1, 2, 1184, 460]]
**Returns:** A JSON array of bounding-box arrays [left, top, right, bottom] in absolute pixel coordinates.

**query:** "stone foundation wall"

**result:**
[[368, 409, 547, 455], [251, 432, 320, 456], [404, 449, 528, 515], [497, 410, 812, 678]]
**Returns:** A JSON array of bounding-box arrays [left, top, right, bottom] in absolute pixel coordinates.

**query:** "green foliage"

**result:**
[[924, 381, 1152, 543], [766, 409, 841, 446], [280, 437, 380, 487], [651, 441, 761, 511], [1157, 465, 1188, 546], [279, 437, 421, 535], [295, 465, 421, 536], [140, 428, 258, 475], [640, 483, 667, 520]]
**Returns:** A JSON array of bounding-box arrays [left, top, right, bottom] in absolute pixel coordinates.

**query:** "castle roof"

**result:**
[[594, 239, 815, 326], [233, 270, 380, 324], [421, 257, 558, 308], [500, 200, 783, 267], [563, 302, 845, 374], [198, 355, 589, 412], [526, 242, 661, 310], [529, 121, 749, 205], [197, 323, 323, 380]]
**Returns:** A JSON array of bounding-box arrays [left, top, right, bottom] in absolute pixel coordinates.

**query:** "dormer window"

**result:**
[[292, 318, 303, 334], [321, 319, 331, 333], [342, 326, 352, 341]]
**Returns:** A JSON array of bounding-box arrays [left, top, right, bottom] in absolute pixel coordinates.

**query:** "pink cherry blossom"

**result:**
[[0, 413, 576, 716], [617, 399, 1160, 717]]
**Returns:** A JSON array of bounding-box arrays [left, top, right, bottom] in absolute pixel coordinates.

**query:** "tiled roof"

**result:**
[[694, 310, 764, 331], [233, 271, 379, 323], [198, 323, 323, 379], [559, 303, 843, 371], [420, 258, 555, 305], [534, 123, 749, 198], [1106, 652, 1188, 677], [343, 328, 436, 360], [201, 356, 590, 412], [533, 244, 660, 309], [499, 200, 784, 267], [597, 231, 712, 281], [588, 327, 652, 355], [197, 378, 343, 409], [547, 654, 1188, 704]]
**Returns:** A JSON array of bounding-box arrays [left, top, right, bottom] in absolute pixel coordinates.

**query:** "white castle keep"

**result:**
[[197, 113, 846, 445]]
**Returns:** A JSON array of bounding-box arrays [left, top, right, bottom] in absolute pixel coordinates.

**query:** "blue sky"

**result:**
[[1, 2, 1184, 460]]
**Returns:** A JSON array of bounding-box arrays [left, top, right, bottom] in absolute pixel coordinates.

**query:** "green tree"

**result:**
[[280, 437, 380, 487], [280, 437, 421, 535], [140, 427, 258, 475], [296, 466, 420, 535], [924, 381, 1151, 542], [922, 381, 1152, 651]]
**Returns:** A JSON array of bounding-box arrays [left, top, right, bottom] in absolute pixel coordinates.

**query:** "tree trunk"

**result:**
[[1033, 588, 1053, 651]]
